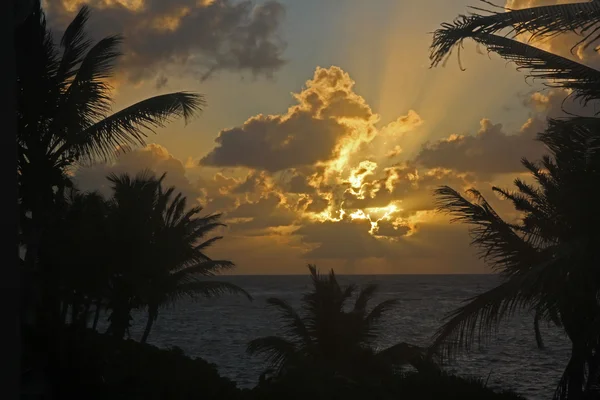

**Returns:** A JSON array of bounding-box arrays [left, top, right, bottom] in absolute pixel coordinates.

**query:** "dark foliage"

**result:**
[[22, 327, 242, 400]]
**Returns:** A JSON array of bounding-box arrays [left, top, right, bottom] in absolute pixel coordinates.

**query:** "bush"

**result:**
[[243, 368, 526, 400], [22, 327, 242, 400]]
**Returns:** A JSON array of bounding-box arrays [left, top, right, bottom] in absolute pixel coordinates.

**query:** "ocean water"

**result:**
[[116, 275, 570, 400]]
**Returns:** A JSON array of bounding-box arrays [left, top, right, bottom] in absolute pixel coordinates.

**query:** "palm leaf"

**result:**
[[430, 253, 564, 361], [473, 33, 600, 103], [171, 280, 252, 302], [364, 299, 398, 327], [60, 35, 122, 131], [56, 5, 92, 85], [247, 336, 298, 372], [534, 307, 545, 349], [170, 260, 235, 280], [62, 92, 204, 163], [193, 236, 224, 253], [431, 279, 530, 360], [431, 2, 600, 68], [435, 186, 539, 277], [266, 297, 312, 346], [354, 284, 378, 312]]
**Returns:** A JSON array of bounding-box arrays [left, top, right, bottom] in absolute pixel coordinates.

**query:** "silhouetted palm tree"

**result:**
[[432, 122, 600, 400], [16, 2, 203, 327], [430, 1, 600, 104], [248, 265, 428, 384], [137, 175, 252, 343], [104, 171, 250, 341], [38, 188, 110, 329]]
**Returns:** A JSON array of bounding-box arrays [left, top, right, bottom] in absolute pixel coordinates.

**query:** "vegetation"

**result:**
[[429, 2, 600, 400], [17, 0, 600, 399], [430, 1, 600, 104], [17, 1, 203, 333], [247, 265, 431, 384], [22, 326, 242, 400], [104, 171, 251, 341]]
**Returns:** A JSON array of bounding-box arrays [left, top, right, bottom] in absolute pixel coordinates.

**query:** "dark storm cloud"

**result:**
[[44, 0, 286, 82]]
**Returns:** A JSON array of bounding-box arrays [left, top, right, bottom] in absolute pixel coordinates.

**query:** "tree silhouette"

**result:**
[[104, 171, 251, 341], [248, 265, 430, 385], [37, 188, 110, 330], [432, 121, 600, 400], [16, 1, 203, 329], [430, 4, 600, 399], [134, 173, 252, 343]]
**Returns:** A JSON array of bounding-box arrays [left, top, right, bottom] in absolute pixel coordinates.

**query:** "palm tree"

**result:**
[[16, 1, 203, 327], [430, 1, 600, 105], [38, 188, 110, 328], [247, 265, 429, 384], [136, 175, 252, 343], [104, 171, 251, 341], [431, 121, 600, 400]]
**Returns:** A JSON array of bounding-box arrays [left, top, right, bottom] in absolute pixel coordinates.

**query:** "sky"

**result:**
[[45, 0, 600, 274]]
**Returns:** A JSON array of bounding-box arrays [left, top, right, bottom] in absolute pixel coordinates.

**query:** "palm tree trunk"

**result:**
[[107, 304, 132, 340], [567, 343, 586, 400], [4, 2, 22, 397], [81, 300, 92, 329], [60, 301, 68, 324], [92, 299, 102, 331], [70, 294, 81, 325], [534, 310, 544, 349], [140, 306, 158, 344]]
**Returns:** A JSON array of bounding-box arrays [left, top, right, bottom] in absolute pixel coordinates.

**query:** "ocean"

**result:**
[[117, 274, 570, 400]]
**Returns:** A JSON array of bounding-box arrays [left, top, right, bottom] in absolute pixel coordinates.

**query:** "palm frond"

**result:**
[[193, 236, 224, 253], [58, 35, 122, 133], [172, 280, 252, 302], [354, 284, 378, 312], [542, 117, 600, 155], [247, 336, 298, 372], [266, 297, 312, 346], [66, 92, 204, 163], [435, 186, 539, 277], [431, 2, 600, 68], [56, 6, 92, 85], [430, 262, 555, 361], [170, 260, 235, 280], [534, 307, 545, 349], [365, 299, 398, 327], [472, 33, 600, 103]]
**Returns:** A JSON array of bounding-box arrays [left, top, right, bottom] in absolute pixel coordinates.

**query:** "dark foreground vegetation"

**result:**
[[16, 0, 600, 399], [22, 324, 525, 400]]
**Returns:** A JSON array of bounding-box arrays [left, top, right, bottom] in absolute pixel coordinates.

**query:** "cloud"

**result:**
[[196, 66, 450, 262], [294, 218, 393, 260], [226, 194, 298, 233], [523, 89, 599, 118], [200, 66, 383, 171], [415, 118, 545, 177], [286, 172, 317, 194], [45, 0, 286, 83], [74, 143, 202, 202]]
